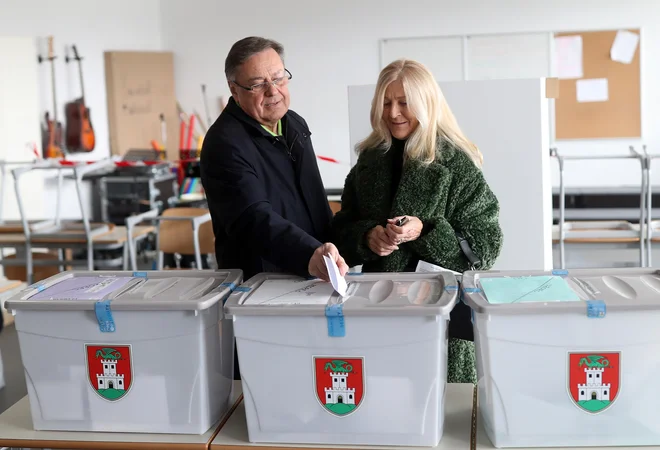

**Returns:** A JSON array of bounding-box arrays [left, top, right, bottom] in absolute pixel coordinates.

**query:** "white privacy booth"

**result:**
[[347, 78, 555, 271]]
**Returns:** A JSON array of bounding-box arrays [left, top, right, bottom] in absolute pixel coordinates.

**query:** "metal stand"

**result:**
[[550, 147, 648, 269], [0, 160, 54, 232], [644, 147, 660, 267], [125, 208, 160, 271], [10, 159, 116, 283]]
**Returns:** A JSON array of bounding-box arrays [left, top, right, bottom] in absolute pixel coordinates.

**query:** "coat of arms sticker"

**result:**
[[313, 356, 364, 417], [85, 344, 133, 401], [568, 352, 620, 414]]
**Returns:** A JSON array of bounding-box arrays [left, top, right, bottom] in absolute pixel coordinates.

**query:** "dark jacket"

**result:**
[[331, 139, 503, 340], [200, 97, 333, 281]]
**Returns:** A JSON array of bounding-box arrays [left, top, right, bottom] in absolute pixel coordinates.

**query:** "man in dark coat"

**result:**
[[200, 36, 348, 283]]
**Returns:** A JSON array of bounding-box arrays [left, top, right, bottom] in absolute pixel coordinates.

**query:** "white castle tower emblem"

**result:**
[[577, 367, 610, 402], [324, 372, 355, 406], [96, 359, 125, 391]]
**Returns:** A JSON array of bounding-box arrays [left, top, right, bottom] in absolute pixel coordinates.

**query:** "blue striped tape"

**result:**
[[325, 303, 345, 337]]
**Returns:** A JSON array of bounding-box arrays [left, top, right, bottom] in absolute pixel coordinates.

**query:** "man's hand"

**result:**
[[308, 243, 349, 282], [385, 216, 423, 244], [367, 225, 399, 256]]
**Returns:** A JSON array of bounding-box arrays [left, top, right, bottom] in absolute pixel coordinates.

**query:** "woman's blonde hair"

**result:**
[[356, 59, 483, 167]]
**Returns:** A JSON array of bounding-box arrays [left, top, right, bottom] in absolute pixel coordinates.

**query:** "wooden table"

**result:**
[[0, 225, 155, 283], [0, 380, 243, 450], [210, 383, 476, 450], [0, 225, 155, 246]]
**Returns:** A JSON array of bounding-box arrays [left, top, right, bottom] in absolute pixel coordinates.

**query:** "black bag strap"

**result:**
[[455, 231, 481, 270]]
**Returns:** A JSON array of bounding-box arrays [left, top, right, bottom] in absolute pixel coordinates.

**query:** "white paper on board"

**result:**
[[554, 35, 583, 79], [610, 30, 639, 64], [323, 254, 348, 297], [576, 78, 609, 103]]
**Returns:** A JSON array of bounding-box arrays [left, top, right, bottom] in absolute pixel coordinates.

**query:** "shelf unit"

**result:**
[[551, 146, 653, 269]]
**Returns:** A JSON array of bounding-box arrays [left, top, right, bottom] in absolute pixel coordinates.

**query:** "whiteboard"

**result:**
[[380, 31, 554, 148], [380, 32, 552, 82], [466, 32, 552, 80], [347, 78, 553, 271], [381, 36, 464, 81]]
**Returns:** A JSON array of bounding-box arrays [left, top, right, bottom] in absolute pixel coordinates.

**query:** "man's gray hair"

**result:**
[[225, 36, 285, 81]]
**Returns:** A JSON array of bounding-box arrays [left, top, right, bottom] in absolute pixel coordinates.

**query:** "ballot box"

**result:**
[[4, 269, 242, 434], [462, 267, 660, 448], [224, 271, 458, 447]]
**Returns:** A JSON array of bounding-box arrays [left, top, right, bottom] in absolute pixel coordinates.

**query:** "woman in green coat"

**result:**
[[331, 59, 503, 384]]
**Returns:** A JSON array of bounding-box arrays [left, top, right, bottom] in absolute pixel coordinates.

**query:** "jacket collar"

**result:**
[[224, 96, 309, 138], [225, 96, 276, 137], [357, 140, 450, 221]]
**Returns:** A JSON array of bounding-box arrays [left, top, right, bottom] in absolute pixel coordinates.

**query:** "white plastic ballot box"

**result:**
[[4, 269, 242, 434], [462, 267, 660, 448], [224, 271, 458, 447]]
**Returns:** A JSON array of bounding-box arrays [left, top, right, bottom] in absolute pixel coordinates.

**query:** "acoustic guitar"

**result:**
[[64, 44, 95, 152], [39, 36, 63, 159]]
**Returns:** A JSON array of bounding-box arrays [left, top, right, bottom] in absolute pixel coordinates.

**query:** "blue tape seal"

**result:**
[[463, 287, 481, 293], [325, 303, 346, 337], [234, 286, 251, 292], [132, 271, 148, 278], [221, 282, 236, 290], [552, 269, 568, 277], [347, 272, 363, 276], [95, 299, 116, 333], [444, 285, 459, 292], [28, 282, 45, 292], [461, 287, 481, 305], [586, 300, 606, 318]]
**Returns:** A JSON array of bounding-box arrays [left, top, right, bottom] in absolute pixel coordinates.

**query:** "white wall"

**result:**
[[0, 0, 163, 219], [160, 0, 660, 191], [0, 37, 45, 222]]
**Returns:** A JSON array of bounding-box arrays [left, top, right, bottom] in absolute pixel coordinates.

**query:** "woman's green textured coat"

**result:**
[[331, 139, 504, 384]]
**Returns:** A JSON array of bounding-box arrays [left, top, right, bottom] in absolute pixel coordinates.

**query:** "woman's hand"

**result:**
[[367, 225, 399, 256], [385, 216, 423, 244]]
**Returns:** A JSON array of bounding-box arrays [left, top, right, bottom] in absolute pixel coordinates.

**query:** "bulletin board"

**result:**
[[104, 51, 179, 161], [554, 29, 641, 140]]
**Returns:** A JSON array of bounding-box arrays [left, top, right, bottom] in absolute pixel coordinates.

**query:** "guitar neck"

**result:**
[[46, 36, 58, 123], [70, 45, 86, 102], [78, 61, 85, 101], [51, 60, 57, 122]]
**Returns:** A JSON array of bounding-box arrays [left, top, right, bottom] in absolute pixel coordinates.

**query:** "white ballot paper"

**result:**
[[415, 260, 461, 275], [323, 254, 348, 297]]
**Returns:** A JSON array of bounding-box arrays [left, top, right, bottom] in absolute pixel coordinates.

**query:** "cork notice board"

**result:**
[[104, 51, 179, 161], [554, 29, 641, 140]]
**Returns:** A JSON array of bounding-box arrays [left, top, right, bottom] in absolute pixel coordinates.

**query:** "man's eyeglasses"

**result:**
[[232, 69, 292, 93]]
